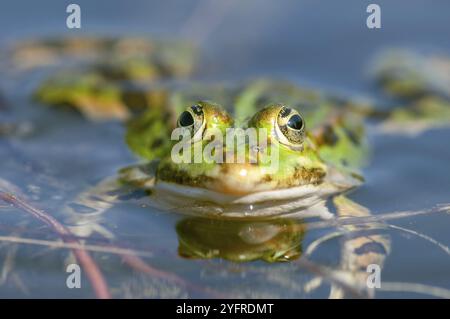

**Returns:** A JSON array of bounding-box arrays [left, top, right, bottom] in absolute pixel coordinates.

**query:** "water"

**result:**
[[0, 0, 449, 298]]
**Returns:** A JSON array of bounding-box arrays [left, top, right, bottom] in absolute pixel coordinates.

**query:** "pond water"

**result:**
[[0, 0, 449, 298]]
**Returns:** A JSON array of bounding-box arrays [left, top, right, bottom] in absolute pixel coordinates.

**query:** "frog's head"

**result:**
[[153, 101, 350, 216]]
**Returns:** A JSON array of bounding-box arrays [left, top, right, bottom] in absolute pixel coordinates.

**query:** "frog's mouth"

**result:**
[[156, 161, 329, 196], [155, 163, 361, 204], [151, 166, 361, 218], [152, 181, 337, 219], [156, 180, 329, 204]]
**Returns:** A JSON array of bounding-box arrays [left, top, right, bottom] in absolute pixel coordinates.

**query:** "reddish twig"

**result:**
[[0, 191, 111, 299]]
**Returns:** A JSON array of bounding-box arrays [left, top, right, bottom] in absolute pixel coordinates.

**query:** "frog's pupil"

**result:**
[[179, 111, 194, 127], [287, 114, 303, 130]]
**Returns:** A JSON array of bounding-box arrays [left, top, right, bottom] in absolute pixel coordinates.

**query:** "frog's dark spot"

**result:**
[[320, 125, 339, 146], [283, 166, 326, 187], [150, 137, 165, 149], [191, 104, 203, 115], [354, 242, 387, 256], [341, 159, 349, 167], [279, 107, 292, 118], [261, 174, 273, 182], [157, 164, 213, 187], [343, 128, 361, 146]]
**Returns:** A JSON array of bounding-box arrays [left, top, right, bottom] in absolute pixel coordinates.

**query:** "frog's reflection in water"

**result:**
[[176, 217, 305, 262]]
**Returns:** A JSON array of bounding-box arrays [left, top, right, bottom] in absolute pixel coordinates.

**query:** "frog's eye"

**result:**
[[275, 106, 305, 149], [177, 104, 205, 142]]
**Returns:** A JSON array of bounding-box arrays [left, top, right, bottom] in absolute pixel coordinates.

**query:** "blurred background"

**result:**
[[1, 0, 449, 90]]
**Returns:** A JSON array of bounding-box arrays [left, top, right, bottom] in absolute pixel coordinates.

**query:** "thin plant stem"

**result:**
[[0, 191, 111, 299]]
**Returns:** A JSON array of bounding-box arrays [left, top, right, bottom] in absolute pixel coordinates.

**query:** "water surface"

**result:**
[[0, 0, 449, 298]]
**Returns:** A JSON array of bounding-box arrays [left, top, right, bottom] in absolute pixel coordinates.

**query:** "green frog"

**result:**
[[120, 81, 369, 219]]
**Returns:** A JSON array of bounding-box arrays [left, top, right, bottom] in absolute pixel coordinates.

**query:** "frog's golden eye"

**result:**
[[275, 106, 305, 149], [177, 104, 205, 142]]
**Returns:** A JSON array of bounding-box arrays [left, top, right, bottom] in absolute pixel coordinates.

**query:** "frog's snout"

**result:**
[[206, 163, 277, 195]]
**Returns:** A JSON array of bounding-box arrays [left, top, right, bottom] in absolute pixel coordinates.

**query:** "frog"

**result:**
[[121, 81, 369, 219]]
